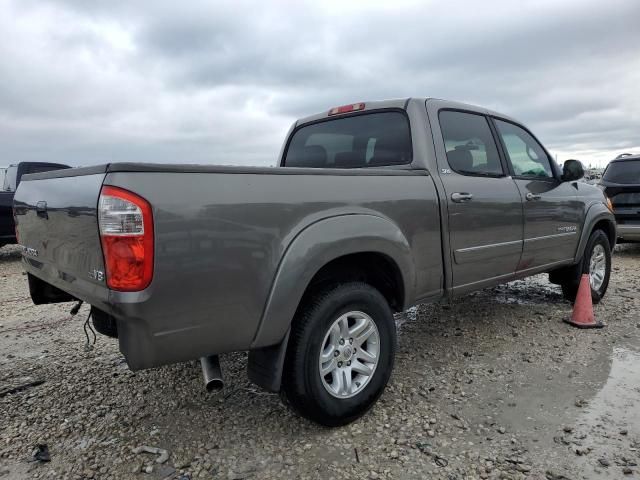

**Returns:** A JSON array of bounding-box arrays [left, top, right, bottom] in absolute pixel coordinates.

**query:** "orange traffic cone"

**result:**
[[564, 274, 605, 329]]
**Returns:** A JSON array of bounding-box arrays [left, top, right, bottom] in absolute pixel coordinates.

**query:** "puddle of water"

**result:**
[[565, 347, 640, 478], [579, 346, 640, 430]]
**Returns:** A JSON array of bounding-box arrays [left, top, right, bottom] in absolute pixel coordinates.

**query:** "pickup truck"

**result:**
[[14, 98, 616, 426], [1, 162, 69, 247]]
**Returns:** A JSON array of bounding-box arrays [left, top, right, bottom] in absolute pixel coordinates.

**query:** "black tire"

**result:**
[[560, 229, 611, 304], [281, 282, 396, 427]]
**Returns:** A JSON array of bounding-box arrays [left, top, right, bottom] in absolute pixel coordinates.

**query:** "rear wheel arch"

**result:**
[[248, 251, 406, 393], [247, 215, 413, 393], [302, 251, 405, 312], [251, 214, 415, 349]]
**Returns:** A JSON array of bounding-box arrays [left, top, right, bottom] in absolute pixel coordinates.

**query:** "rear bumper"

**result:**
[[617, 224, 640, 241], [23, 259, 255, 371]]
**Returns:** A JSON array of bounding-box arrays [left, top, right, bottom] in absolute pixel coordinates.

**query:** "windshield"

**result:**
[[602, 160, 640, 184]]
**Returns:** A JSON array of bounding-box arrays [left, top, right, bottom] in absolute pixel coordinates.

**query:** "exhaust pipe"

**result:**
[[200, 355, 224, 391]]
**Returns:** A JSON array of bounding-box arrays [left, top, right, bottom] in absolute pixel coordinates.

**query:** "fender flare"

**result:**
[[573, 202, 616, 263], [250, 214, 415, 349]]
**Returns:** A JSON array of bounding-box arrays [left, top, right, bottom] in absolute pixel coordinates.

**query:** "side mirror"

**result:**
[[562, 159, 585, 182]]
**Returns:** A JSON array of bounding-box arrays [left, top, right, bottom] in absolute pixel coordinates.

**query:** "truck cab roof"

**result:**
[[294, 97, 519, 128]]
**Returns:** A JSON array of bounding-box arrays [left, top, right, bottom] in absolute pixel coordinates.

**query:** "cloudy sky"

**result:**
[[1, 0, 639, 168]]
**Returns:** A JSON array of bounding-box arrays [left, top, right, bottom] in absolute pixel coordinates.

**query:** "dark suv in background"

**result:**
[[600, 153, 640, 243]]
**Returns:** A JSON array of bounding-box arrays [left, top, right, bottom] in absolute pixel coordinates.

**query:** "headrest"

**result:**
[[446, 149, 473, 171], [369, 135, 410, 166], [295, 145, 327, 167]]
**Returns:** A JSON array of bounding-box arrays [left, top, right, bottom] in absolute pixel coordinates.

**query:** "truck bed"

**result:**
[[15, 163, 442, 369]]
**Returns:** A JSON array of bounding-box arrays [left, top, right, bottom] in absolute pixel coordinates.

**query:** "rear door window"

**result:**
[[284, 111, 412, 168], [438, 110, 504, 176], [602, 160, 640, 184]]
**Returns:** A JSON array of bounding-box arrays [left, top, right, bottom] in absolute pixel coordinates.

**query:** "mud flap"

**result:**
[[247, 330, 290, 392]]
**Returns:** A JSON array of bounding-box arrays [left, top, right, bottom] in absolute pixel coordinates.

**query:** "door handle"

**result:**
[[451, 192, 473, 203], [525, 193, 541, 201]]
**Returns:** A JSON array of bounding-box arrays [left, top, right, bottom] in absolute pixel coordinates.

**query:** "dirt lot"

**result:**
[[1, 244, 639, 480]]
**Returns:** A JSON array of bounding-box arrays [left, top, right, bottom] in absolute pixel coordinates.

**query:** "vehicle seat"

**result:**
[[295, 145, 328, 167], [446, 149, 474, 172], [369, 135, 410, 166]]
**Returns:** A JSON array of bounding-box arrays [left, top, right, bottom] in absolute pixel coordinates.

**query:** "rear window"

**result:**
[[603, 160, 640, 184], [284, 111, 412, 168]]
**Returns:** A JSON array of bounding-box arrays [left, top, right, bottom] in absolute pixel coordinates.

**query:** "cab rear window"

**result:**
[[603, 160, 640, 184], [284, 111, 412, 168]]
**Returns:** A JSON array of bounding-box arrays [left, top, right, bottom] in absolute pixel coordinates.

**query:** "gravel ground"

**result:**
[[1, 243, 639, 480]]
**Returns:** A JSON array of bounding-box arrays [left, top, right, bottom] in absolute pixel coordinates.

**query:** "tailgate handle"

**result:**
[[36, 201, 48, 218]]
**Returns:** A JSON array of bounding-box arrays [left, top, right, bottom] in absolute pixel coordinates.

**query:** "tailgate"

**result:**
[[13, 167, 110, 308]]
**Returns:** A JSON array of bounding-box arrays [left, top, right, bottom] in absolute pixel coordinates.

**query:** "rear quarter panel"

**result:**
[[105, 169, 442, 369]]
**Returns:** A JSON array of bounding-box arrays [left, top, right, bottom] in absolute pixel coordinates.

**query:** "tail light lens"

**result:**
[[98, 186, 154, 291]]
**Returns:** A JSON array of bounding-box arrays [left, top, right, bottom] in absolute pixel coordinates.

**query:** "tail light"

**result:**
[[98, 186, 153, 291]]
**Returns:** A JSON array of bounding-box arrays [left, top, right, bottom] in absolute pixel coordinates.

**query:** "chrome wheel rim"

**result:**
[[318, 311, 380, 399], [589, 244, 606, 291]]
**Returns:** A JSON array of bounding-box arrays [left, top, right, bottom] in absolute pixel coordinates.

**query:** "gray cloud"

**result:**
[[1, 0, 639, 168]]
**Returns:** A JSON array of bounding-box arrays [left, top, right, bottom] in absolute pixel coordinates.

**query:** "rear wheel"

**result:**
[[560, 229, 611, 303], [281, 282, 396, 426]]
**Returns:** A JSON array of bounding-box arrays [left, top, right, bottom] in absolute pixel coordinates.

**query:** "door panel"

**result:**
[[444, 174, 524, 287], [435, 110, 524, 290], [512, 179, 582, 268], [493, 119, 582, 269]]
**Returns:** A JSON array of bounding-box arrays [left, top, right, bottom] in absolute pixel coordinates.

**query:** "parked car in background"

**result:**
[[0, 162, 70, 247], [14, 98, 615, 426], [600, 153, 640, 242]]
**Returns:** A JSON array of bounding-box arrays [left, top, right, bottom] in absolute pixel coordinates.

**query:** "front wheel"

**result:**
[[281, 282, 396, 426], [561, 229, 611, 303]]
